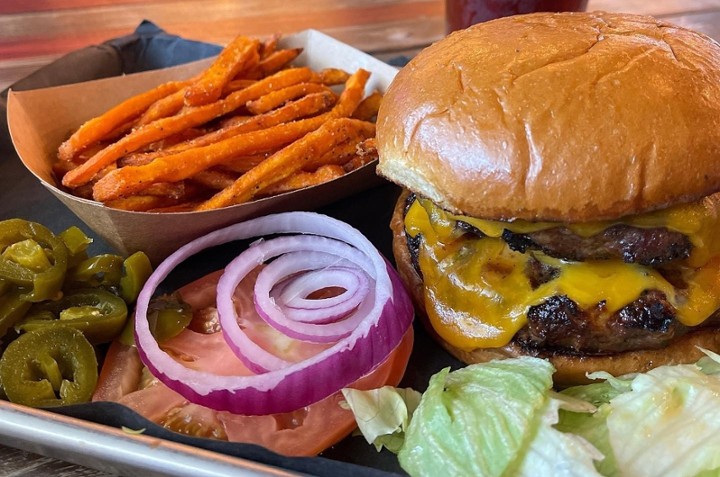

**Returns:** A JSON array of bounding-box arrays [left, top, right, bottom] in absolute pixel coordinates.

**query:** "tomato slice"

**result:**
[[93, 270, 414, 456]]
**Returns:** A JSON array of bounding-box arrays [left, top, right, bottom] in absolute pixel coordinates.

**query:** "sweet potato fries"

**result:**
[[55, 34, 381, 212]]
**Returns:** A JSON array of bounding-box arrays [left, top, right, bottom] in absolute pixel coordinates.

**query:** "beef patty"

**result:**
[[403, 194, 704, 354], [502, 225, 692, 266], [515, 291, 687, 354]]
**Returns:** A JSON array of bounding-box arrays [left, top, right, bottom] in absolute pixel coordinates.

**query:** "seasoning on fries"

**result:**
[[55, 33, 383, 212]]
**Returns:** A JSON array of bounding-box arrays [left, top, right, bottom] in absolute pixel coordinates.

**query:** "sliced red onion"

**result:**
[[274, 265, 368, 320], [134, 212, 414, 415], [253, 250, 372, 337], [216, 236, 377, 373]]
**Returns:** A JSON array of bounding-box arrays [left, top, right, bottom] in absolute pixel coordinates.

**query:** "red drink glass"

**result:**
[[446, 0, 589, 33]]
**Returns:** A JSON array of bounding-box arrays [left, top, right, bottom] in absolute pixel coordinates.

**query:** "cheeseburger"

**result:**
[[376, 12, 720, 383]]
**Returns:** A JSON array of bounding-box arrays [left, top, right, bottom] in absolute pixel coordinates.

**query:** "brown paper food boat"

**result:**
[[7, 29, 397, 264]]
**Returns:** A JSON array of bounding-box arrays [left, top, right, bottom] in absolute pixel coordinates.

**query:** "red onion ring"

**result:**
[[272, 264, 368, 322], [134, 212, 414, 415], [252, 248, 373, 341], [219, 236, 378, 372], [261, 253, 369, 322]]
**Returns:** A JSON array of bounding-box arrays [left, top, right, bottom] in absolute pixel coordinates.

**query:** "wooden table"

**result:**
[[1, 0, 720, 475], [2, 0, 720, 91]]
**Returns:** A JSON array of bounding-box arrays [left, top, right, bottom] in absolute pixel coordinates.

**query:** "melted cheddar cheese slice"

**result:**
[[405, 197, 720, 350]]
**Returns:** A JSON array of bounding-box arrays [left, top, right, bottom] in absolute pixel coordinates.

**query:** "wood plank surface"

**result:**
[[0, 0, 444, 91], [3, 0, 720, 91]]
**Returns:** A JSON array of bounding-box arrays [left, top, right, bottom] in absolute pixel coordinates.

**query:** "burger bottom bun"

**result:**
[[448, 328, 720, 386], [391, 190, 720, 386]]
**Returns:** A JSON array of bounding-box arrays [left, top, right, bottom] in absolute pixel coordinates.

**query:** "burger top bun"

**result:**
[[376, 12, 720, 222]]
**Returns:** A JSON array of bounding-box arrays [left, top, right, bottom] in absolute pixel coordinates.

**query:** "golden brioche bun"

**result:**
[[390, 191, 720, 385], [377, 12, 720, 222]]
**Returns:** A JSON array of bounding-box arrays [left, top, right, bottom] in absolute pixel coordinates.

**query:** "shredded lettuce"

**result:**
[[599, 365, 720, 477], [557, 396, 619, 476], [344, 357, 601, 476], [344, 351, 720, 477], [399, 359, 552, 477], [559, 349, 720, 477], [341, 386, 421, 453], [508, 397, 604, 477]]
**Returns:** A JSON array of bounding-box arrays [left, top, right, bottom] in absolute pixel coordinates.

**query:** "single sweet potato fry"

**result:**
[[224, 79, 256, 93], [246, 82, 332, 115], [302, 136, 361, 171], [191, 169, 239, 190], [260, 34, 280, 58], [342, 137, 379, 172], [104, 180, 208, 211], [352, 90, 382, 121], [246, 48, 303, 78], [217, 154, 268, 174], [136, 89, 186, 126], [261, 164, 345, 196], [319, 68, 351, 85], [57, 80, 189, 162], [331, 68, 370, 117], [141, 181, 187, 199], [184, 36, 260, 107]]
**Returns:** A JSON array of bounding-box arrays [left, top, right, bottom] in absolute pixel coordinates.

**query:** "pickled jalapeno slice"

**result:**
[[0, 326, 98, 407], [17, 289, 128, 344], [0, 219, 68, 302]]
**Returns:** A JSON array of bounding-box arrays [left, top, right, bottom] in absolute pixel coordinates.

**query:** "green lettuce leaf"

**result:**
[[509, 397, 604, 477], [557, 400, 618, 477], [605, 363, 720, 477], [397, 357, 602, 477], [559, 349, 720, 477], [340, 386, 421, 453], [345, 351, 720, 477]]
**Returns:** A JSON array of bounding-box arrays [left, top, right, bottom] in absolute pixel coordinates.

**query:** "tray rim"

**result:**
[[0, 398, 306, 477]]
